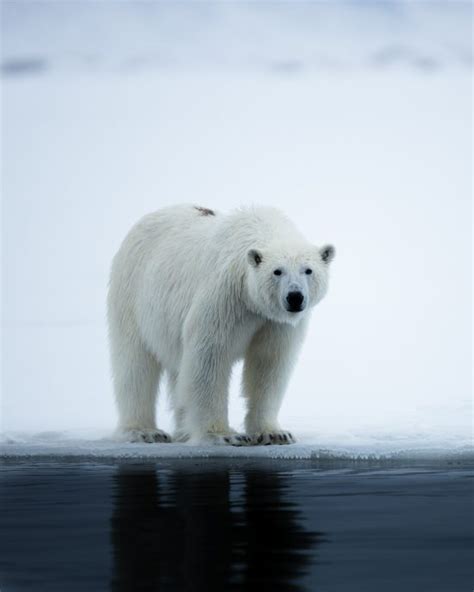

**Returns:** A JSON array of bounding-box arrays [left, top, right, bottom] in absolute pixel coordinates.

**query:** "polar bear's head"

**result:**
[[246, 242, 335, 325]]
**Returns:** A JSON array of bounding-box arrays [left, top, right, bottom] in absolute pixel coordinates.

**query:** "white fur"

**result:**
[[107, 205, 334, 445]]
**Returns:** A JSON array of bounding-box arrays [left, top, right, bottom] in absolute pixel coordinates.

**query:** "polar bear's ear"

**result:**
[[320, 244, 335, 264], [248, 249, 263, 267]]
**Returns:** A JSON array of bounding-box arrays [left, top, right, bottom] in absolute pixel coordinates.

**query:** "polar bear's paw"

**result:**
[[194, 432, 253, 446], [253, 430, 296, 445], [117, 428, 172, 444]]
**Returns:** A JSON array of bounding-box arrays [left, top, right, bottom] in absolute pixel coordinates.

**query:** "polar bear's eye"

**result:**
[[273, 269, 282, 276], [305, 268, 313, 275]]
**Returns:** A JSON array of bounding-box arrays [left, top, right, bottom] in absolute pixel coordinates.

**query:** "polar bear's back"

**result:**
[[134, 204, 219, 268]]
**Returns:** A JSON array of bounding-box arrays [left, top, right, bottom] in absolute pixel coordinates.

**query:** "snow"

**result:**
[[1, 1, 472, 458]]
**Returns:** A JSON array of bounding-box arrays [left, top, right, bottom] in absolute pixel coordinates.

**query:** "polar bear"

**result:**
[[107, 205, 335, 445]]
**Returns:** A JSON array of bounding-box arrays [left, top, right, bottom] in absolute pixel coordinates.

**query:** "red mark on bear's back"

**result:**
[[194, 206, 215, 216]]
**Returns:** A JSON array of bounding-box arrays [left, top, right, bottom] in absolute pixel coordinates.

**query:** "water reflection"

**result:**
[[1, 462, 472, 591], [110, 464, 323, 591]]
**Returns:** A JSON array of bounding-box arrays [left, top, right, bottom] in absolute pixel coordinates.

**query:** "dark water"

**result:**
[[0, 460, 472, 592]]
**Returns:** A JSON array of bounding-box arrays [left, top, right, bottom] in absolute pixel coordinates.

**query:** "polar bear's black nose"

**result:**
[[286, 291, 304, 312]]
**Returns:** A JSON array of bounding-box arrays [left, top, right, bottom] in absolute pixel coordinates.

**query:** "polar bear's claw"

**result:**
[[234, 434, 252, 445], [254, 431, 295, 445], [203, 433, 253, 446], [120, 428, 172, 444]]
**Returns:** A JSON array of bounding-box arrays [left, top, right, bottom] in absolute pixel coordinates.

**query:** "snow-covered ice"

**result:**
[[1, 1, 472, 459], [1, 428, 472, 462]]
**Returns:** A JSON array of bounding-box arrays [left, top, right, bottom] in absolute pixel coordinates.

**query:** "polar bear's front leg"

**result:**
[[177, 345, 251, 446], [243, 321, 307, 445]]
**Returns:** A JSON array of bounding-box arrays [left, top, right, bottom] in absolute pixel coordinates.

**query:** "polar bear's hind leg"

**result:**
[[110, 331, 172, 444]]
